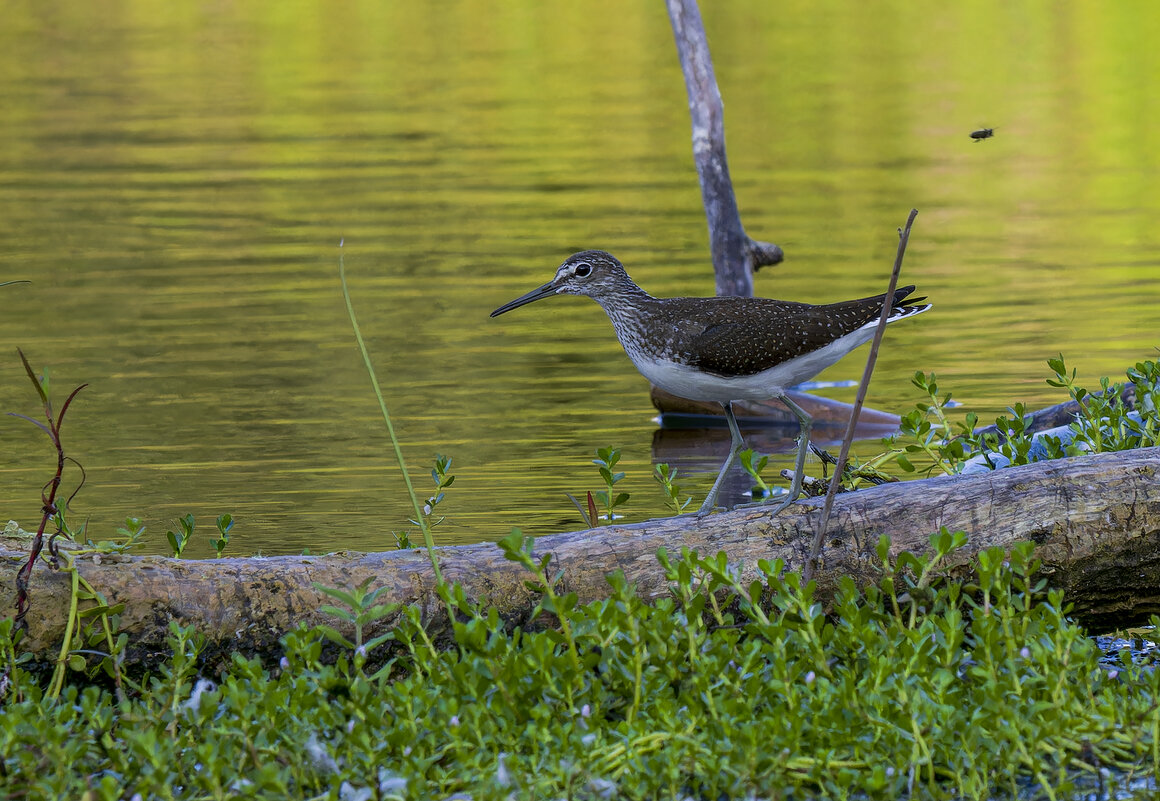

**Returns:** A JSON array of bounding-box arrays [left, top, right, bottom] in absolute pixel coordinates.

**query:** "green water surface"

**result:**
[[1, 1, 1157, 554]]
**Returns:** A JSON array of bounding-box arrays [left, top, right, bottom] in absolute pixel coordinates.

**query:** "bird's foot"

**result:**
[[695, 500, 723, 517], [764, 492, 800, 517]]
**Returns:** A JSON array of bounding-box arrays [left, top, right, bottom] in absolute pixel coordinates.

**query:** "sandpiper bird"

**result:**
[[491, 250, 931, 516]]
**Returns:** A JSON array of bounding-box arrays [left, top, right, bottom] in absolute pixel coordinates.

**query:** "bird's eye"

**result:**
[[574, 262, 592, 277]]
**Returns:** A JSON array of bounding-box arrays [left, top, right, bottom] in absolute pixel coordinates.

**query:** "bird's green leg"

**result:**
[[697, 401, 745, 516], [767, 393, 813, 516]]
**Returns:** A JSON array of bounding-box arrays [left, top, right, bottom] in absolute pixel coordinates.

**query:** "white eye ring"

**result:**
[[574, 262, 592, 277]]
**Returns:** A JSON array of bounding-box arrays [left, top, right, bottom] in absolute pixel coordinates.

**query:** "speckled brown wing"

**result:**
[[675, 287, 918, 378]]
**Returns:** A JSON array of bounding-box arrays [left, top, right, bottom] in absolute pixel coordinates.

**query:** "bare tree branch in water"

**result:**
[[666, 0, 784, 297]]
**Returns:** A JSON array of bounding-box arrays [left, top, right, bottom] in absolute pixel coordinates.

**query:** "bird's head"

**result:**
[[490, 250, 630, 316]]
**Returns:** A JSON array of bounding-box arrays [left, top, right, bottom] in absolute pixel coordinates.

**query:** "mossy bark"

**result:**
[[4, 446, 1160, 671]]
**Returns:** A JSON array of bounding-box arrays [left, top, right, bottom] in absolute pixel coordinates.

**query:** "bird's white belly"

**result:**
[[629, 327, 877, 402]]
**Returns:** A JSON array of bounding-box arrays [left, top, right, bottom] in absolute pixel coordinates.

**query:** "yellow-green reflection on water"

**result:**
[[1, 1, 1157, 555]]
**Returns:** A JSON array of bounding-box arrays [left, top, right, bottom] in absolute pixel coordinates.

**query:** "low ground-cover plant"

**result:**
[[2, 532, 1157, 800], [893, 355, 1160, 475], [166, 513, 235, 558], [770, 355, 1160, 497]]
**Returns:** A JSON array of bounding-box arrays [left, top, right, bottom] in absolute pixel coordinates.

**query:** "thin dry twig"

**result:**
[[803, 210, 919, 582]]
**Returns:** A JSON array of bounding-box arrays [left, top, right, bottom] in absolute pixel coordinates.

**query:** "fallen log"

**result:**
[[4, 446, 1160, 671]]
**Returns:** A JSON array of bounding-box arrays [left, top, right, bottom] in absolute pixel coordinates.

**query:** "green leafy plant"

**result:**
[[590, 446, 630, 522], [0, 618, 32, 704], [868, 355, 1160, 484], [208, 513, 234, 557], [872, 371, 1047, 478], [497, 529, 585, 692], [739, 447, 775, 498], [165, 513, 196, 558], [313, 577, 399, 679], [392, 454, 456, 548], [894, 371, 976, 474], [81, 516, 147, 554], [964, 400, 1062, 468], [1046, 354, 1160, 452], [23, 517, 149, 700], [390, 527, 414, 550], [950, 355, 1160, 469], [654, 463, 692, 513], [49, 517, 155, 694], [47, 551, 131, 699], [162, 512, 233, 558]]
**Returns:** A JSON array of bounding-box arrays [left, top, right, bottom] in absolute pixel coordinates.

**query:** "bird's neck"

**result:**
[[590, 282, 661, 359]]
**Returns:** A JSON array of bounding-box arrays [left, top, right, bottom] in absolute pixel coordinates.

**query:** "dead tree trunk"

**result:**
[[5, 447, 1160, 671], [665, 0, 783, 296]]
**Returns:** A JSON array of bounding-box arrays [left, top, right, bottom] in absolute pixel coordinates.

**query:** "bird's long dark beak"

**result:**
[[490, 281, 558, 317]]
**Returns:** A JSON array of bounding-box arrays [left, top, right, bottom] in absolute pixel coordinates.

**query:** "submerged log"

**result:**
[[4, 446, 1160, 670]]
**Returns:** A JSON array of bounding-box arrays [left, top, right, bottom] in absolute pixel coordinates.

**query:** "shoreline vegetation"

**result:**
[[3, 350, 1160, 797], [2, 534, 1158, 799]]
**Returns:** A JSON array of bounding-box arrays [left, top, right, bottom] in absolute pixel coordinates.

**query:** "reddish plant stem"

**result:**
[[11, 348, 87, 633]]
